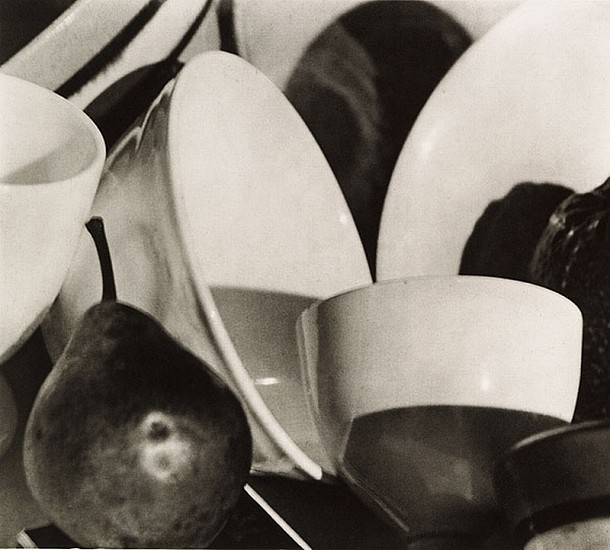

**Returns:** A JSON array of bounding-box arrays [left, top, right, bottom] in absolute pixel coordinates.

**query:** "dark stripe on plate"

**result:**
[[84, 59, 182, 149], [167, 0, 214, 61], [82, 0, 212, 149], [218, 0, 238, 55], [55, 0, 166, 98]]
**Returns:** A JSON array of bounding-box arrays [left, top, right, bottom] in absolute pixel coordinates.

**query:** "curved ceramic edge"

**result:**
[[506, 418, 610, 454], [167, 51, 374, 479], [376, 0, 610, 281], [69, 0, 215, 110], [0, 74, 105, 362], [1, 0, 147, 90], [297, 275, 582, 431], [301, 274, 582, 324], [495, 419, 610, 543], [1, 0, 215, 110], [0, 73, 106, 184]]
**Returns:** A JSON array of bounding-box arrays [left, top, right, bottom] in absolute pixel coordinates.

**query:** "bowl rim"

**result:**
[[297, 274, 583, 323], [504, 418, 610, 455], [0, 72, 105, 187]]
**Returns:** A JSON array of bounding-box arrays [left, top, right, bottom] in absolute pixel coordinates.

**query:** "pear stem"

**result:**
[[85, 217, 117, 302]]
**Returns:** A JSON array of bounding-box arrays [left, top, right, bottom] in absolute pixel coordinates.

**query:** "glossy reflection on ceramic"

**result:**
[[297, 276, 582, 541], [0, 73, 104, 363], [43, 51, 371, 479], [377, 0, 610, 281]]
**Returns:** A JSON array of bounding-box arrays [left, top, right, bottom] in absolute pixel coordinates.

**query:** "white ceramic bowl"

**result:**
[[0, 73, 105, 363], [377, 0, 610, 280], [42, 51, 371, 480], [297, 276, 582, 543]]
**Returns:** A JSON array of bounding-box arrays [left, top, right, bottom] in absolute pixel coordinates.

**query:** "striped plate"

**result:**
[[0, 0, 215, 111]]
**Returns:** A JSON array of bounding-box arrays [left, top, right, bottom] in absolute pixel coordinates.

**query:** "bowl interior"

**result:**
[[0, 75, 99, 184]]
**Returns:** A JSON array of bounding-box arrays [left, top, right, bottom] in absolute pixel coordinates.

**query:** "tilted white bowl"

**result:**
[[0, 73, 105, 363], [42, 51, 371, 480], [377, 0, 610, 281]]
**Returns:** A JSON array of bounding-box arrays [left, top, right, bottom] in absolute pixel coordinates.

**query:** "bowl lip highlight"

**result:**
[[503, 418, 610, 455], [161, 50, 332, 481], [0, 72, 106, 187], [297, 274, 583, 324]]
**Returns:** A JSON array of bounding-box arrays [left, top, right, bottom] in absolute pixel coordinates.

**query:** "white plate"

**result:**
[[43, 51, 371, 480], [0, 0, 215, 109], [230, 0, 521, 91], [377, 0, 610, 280]]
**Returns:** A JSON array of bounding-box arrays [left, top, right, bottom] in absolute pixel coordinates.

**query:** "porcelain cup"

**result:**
[[0, 73, 105, 362], [297, 276, 582, 542]]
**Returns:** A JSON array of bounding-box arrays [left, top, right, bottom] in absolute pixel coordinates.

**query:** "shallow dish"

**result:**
[[377, 0, 610, 281], [0, 0, 215, 110]]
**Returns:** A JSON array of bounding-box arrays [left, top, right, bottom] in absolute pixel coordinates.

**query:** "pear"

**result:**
[[24, 217, 252, 548]]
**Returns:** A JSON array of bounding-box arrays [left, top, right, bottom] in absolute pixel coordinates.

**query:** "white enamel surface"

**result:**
[[68, 0, 215, 109], [169, 51, 371, 474], [169, 51, 371, 296], [298, 277, 582, 460], [0, 0, 216, 109], [377, 0, 610, 280], [231, 0, 521, 91], [525, 517, 610, 550], [0, 73, 104, 362], [0, 0, 145, 91], [43, 51, 370, 479]]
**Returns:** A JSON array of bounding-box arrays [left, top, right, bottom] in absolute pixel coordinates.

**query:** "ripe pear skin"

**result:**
[[24, 300, 252, 548]]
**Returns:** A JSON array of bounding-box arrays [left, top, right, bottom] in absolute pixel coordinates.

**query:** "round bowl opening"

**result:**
[[0, 74, 102, 185]]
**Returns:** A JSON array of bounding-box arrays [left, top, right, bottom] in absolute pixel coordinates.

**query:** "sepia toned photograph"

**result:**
[[1, 0, 608, 548]]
